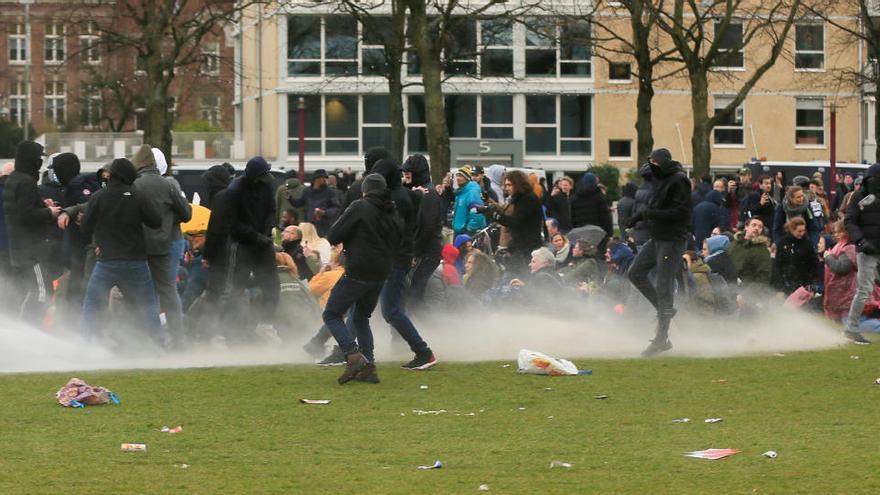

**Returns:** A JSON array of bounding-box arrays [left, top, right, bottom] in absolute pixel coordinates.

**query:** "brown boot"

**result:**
[[338, 352, 368, 384], [354, 363, 380, 384]]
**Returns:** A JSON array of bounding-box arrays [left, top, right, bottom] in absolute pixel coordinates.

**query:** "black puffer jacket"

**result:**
[[203, 165, 232, 210], [373, 158, 416, 264], [403, 154, 443, 259], [327, 191, 403, 282], [845, 168, 880, 249], [80, 159, 162, 261], [4, 141, 55, 266], [225, 157, 276, 248], [570, 185, 613, 235], [642, 155, 692, 242], [772, 233, 818, 294], [204, 188, 231, 265], [497, 190, 543, 257], [630, 164, 654, 244], [546, 192, 573, 232]]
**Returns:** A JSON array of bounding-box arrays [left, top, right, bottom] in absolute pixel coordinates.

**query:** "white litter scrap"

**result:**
[[517, 349, 579, 376], [671, 418, 691, 423], [549, 460, 573, 468], [412, 409, 447, 416], [704, 418, 723, 423], [763, 451, 778, 459]]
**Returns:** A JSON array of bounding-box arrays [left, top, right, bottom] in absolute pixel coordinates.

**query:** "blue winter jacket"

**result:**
[[452, 181, 487, 234]]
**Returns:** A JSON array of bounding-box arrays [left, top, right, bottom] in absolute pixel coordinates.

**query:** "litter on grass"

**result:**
[[593, 394, 609, 400], [763, 451, 778, 459], [121, 443, 147, 452], [300, 399, 331, 405], [420, 385, 429, 390], [773, 353, 786, 357], [704, 418, 723, 423], [671, 418, 691, 423], [412, 409, 447, 415], [517, 349, 580, 376], [685, 448, 740, 460], [875, 377, 880, 385], [177, 464, 189, 469], [56, 378, 119, 408], [161, 426, 183, 433], [479, 484, 490, 491], [550, 461, 573, 468], [501, 364, 511, 368], [711, 379, 728, 384], [417, 460, 443, 470]]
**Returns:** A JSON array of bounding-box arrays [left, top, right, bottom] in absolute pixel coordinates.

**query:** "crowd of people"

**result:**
[[0, 140, 876, 384]]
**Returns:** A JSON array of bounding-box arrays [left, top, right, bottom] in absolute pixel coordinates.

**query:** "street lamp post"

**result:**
[[297, 96, 305, 182]]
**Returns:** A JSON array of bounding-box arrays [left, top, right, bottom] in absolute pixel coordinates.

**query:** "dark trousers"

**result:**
[[408, 255, 440, 306], [222, 242, 279, 326], [147, 254, 184, 341], [381, 262, 429, 355], [322, 274, 384, 362], [12, 261, 51, 326], [626, 239, 686, 313]]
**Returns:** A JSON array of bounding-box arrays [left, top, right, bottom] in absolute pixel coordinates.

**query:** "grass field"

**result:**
[[2, 344, 880, 494]]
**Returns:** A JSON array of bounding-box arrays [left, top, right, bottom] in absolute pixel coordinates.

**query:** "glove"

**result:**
[[626, 212, 644, 229], [858, 239, 878, 255]]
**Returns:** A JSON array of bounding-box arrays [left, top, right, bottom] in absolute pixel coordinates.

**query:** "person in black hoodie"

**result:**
[[570, 172, 613, 251], [4, 141, 61, 325], [201, 165, 234, 305], [402, 154, 444, 307], [323, 173, 404, 385], [203, 164, 233, 211], [625, 148, 692, 356], [372, 158, 437, 371], [79, 158, 163, 344], [221, 156, 282, 344], [342, 147, 392, 209], [489, 170, 543, 275]]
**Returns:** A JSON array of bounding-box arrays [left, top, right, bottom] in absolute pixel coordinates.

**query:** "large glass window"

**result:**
[[363, 94, 392, 151], [713, 96, 744, 146], [481, 95, 513, 138], [45, 81, 66, 126], [201, 42, 220, 76], [444, 19, 477, 76], [80, 86, 102, 129], [9, 24, 27, 63], [361, 17, 392, 76], [9, 80, 28, 127], [44, 24, 65, 63], [288, 95, 322, 154], [526, 95, 592, 155], [80, 21, 100, 64], [407, 95, 427, 153], [200, 95, 221, 127], [288, 17, 322, 76], [714, 20, 744, 69], [796, 97, 824, 146], [324, 95, 359, 153], [479, 18, 513, 77], [795, 23, 824, 70], [446, 95, 477, 137], [525, 18, 591, 78]]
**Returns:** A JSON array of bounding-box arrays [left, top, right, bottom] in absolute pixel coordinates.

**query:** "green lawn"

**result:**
[[2, 345, 880, 494]]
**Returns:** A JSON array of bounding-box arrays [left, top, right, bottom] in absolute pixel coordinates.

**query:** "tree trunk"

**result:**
[[635, 64, 655, 167], [388, 3, 407, 162], [143, 56, 173, 161], [690, 74, 711, 179], [874, 82, 880, 163]]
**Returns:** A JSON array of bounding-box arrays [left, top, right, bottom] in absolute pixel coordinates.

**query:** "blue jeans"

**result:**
[[80, 260, 163, 343], [322, 275, 384, 362], [381, 262, 429, 354]]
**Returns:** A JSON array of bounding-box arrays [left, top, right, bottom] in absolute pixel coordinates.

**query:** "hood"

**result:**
[[650, 159, 683, 179], [50, 152, 81, 185], [244, 156, 272, 182], [203, 165, 232, 200], [109, 158, 138, 186], [638, 162, 653, 180], [734, 231, 771, 247], [132, 145, 156, 171], [456, 180, 481, 196], [442, 243, 460, 263], [151, 148, 169, 175], [622, 182, 638, 199], [690, 258, 711, 275], [610, 243, 634, 265], [402, 154, 431, 187], [704, 190, 724, 206], [486, 165, 505, 186], [371, 158, 402, 190], [284, 177, 303, 190], [364, 147, 392, 173], [14, 141, 44, 178], [453, 234, 472, 249], [363, 190, 396, 213], [577, 175, 599, 197], [705, 235, 730, 255]]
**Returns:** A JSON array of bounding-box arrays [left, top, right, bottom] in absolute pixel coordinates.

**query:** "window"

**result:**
[[481, 95, 513, 138], [9, 24, 27, 63], [44, 24, 65, 63], [445, 95, 477, 137], [201, 42, 220, 76], [796, 97, 824, 146], [609, 140, 632, 159], [287, 16, 357, 76], [795, 23, 824, 70], [288, 95, 322, 154], [407, 95, 427, 153], [45, 81, 66, 126], [287, 95, 359, 155], [714, 20, 743, 69], [200, 96, 221, 127], [479, 18, 513, 77], [363, 94, 392, 150], [444, 19, 476, 76], [361, 17, 391, 76], [525, 95, 592, 155], [608, 62, 631, 82], [80, 86, 102, 129], [713, 96, 744, 146], [79, 21, 100, 64], [9, 80, 28, 127], [525, 18, 591, 78]]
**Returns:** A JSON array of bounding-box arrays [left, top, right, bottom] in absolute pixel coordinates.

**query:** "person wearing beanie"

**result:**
[[288, 168, 340, 237], [131, 144, 192, 347], [624, 148, 692, 356], [452, 165, 487, 235], [219, 156, 284, 345], [342, 147, 393, 209], [402, 154, 444, 308], [570, 171, 613, 251], [841, 163, 880, 345], [322, 172, 405, 384], [79, 158, 165, 345], [4, 141, 61, 326]]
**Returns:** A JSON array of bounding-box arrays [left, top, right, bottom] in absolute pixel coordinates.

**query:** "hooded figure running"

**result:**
[[625, 149, 692, 356]]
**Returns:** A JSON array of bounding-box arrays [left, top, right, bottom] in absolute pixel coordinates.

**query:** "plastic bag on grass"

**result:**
[[517, 349, 579, 376], [56, 378, 119, 408]]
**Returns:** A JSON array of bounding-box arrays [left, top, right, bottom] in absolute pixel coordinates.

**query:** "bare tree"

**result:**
[[654, 0, 801, 177]]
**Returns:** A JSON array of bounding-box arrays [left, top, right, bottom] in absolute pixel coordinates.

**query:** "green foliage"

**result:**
[[625, 166, 644, 186], [4, 346, 880, 493], [0, 118, 35, 158], [590, 163, 621, 204], [173, 120, 223, 133]]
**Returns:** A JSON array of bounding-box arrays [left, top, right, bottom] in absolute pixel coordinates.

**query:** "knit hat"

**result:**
[[362, 173, 387, 197], [792, 175, 810, 187], [867, 163, 880, 178], [14, 140, 44, 178], [705, 235, 730, 255], [457, 165, 474, 182], [649, 148, 673, 167], [580, 172, 598, 189], [453, 234, 472, 249]]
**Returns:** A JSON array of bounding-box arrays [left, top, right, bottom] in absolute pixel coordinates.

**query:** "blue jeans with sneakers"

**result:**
[[80, 259, 163, 343], [323, 274, 384, 363]]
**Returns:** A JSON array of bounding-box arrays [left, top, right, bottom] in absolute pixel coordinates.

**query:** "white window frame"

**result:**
[[608, 61, 632, 83], [525, 95, 593, 156], [201, 42, 220, 76], [80, 86, 102, 129], [44, 24, 65, 64], [443, 18, 477, 78], [795, 97, 825, 148], [9, 24, 27, 64], [45, 81, 66, 126], [200, 95, 220, 127], [608, 139, 633, 161], [287, 16, 359, 78], [713, 19, 745, 71], [9, 80, 29, 127], [477, 18, 514, 78], [79, 21, 100, 64], [478, 95, 513, 139], [524, 17, 592, 79], [795, 22, 825, 71], [713, 95, 745, 148], [361, 94, 393, 151], [360, 17, 389, 78], [406, 95, 427, 154]]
